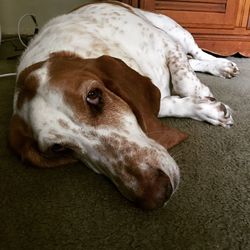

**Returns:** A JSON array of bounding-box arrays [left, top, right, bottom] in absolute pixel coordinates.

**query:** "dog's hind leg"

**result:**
[[139, 10, 239, 78], [166, 43, 213, 98], [188, 58, 239, 78], [162, 44, 233, 127]]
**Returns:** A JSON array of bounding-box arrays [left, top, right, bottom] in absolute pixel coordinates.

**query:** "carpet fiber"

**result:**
[[0, 45, 249, 249]]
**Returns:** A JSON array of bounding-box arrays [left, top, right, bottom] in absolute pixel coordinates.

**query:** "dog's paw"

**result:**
[[193, 97, 233, 128], [210, 59, 239, 79]]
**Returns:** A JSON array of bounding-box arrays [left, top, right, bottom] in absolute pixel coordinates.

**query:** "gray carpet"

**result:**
[[0, 44, 249, 249]]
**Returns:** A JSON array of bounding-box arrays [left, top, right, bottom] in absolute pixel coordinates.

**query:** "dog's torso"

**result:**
[[11, 1, 238, 209], [18, 2, 184, 98]]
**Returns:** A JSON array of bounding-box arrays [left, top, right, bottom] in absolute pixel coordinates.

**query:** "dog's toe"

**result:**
[[194, 98, 234, 128], [218, 60, 240, 79]]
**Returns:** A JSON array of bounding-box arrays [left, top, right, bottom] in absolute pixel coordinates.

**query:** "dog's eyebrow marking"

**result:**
[[15, 61, 46, 110]]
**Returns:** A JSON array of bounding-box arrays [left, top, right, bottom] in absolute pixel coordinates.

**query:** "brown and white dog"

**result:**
[[9, 1, 239, 209]]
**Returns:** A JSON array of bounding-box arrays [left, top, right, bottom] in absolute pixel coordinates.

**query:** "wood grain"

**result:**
[[138, 0, 250, 57]]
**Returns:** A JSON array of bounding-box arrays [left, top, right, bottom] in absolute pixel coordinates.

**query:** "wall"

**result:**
[[0, 0, 91, 35]]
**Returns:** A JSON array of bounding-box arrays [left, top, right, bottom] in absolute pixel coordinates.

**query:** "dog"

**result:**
[[9, 1, 239, 209]]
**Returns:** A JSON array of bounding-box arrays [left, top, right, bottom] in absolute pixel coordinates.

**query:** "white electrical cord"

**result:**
[[0, 73, 16, 78], [0, 14, 38, 78], [17, 13, 38, 47]]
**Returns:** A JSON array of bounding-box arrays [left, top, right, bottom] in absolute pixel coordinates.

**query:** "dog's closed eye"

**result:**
[[50, 144, 74, 155], [51, 143, 66, 153]]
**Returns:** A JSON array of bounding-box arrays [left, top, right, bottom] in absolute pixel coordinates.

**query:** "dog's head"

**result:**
[[9, 52, 187, 209]]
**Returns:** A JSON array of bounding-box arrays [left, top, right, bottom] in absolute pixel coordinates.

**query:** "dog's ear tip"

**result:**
[[148, 126, 188, 149], [165, 130, 188, 149], [92, 56, 188, 149]]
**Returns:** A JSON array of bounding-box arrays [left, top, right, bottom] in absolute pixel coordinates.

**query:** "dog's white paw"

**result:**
[[193, 97, 233, 128], [210, 59, 239, 79]]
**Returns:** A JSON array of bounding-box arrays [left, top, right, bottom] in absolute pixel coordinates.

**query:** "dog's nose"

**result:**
[[135, 169, 174, 210]]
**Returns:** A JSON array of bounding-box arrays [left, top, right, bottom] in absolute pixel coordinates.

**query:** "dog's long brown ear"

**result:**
[[9, 114, 77, 167], [91, 55, 188, 149]]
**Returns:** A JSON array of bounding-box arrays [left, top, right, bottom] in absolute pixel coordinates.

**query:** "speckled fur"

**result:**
[[12, 1, 240, 208], [17, 2, 238, 128]]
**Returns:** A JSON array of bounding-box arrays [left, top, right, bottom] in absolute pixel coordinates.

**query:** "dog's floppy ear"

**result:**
[[92, 55, 188, 149], [9, 60, 77, 168], [9, 114, 77, 168]]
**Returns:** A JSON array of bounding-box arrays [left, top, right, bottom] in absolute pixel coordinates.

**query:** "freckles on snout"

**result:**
[[95, 133, 178, 209]]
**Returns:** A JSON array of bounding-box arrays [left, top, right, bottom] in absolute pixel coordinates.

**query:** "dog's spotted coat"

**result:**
[[10, 1, 239, 209]]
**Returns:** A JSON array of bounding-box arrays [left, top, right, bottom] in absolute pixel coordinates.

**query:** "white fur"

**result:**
[[14, 2, 239, 202], [17, 2, 238, 128]]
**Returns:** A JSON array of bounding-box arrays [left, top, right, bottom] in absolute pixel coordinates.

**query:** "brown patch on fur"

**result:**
[[48, 52, 187, 149], [91, 41, 110, 54], [95, 133, 173, 209], [97, 133, 139, 160], [48, 52, 130, 129], [112, 11, 121, 16], [98, 133, 165, 169], [8, 114, 77, 168], [16, 61, 45, 110], [58, 119, 70, 129], [72, 128, 79, 134], [218, 103, 227, 115]]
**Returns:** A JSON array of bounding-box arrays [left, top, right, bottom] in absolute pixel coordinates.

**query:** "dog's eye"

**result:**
[[86, 88, 102, 105], [51, 143, 65, 153], [86, 88, 103, 112]]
